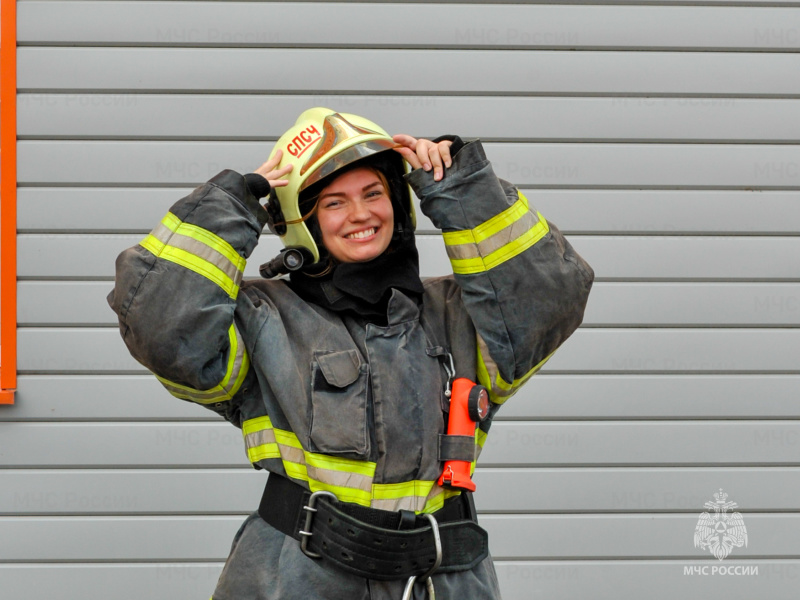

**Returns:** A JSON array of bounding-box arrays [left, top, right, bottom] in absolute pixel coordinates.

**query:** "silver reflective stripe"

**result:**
[[150, 221, 243, 290], [244, 427, 277, 451], [227, 324, 248, 387], [306, 463, 373, 495], [157, 378, 233, 403], [279, 444, 306, 465], [477, 334, 512, 401], [445, 209, 540, 261], [371, 495, 428, 513], [371, 485, 446, 513], [243, 426, 374, 496]]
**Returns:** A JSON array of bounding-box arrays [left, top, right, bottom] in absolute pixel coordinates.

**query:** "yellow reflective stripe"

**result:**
[[151, 239, 241, 297], [476, 333, 555, 405], [371, 479, 435, 502], [244, 416, 281, 462], [442, 193, 549, 275], [476, 427, 488, 449], [370, 481, 459, 514], [442, 192, 530, 247], [140, 212, 246, 299], [306, 452, 376, 478], [248, 443, 280, 463], [156, 324, 249, 405], [448, 213, 549, 275], [305, 453, 376, 505], [475, 336, 494, 399], [243, 416, 376, 505], [160, 210, 182, 232], [161, 213, 246, 272], [241, 416, 459, 512], [441, 229, 476, 247], [243, 415, 271, 436], [475, 189, 530, 239], [273, 427, 303, 449], [423, 488, 461, 513]]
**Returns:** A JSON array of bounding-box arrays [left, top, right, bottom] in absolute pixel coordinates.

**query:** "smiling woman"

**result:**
[[107, 107, 593, 600]]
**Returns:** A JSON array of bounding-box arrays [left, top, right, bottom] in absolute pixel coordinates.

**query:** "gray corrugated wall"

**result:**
[[2, 1, 800, 598]]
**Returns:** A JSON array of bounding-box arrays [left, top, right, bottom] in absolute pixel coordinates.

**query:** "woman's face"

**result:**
[[316, 167, 394, 263]]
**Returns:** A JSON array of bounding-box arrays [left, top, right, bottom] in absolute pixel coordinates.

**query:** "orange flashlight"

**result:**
[[438, 378, 490, 491]]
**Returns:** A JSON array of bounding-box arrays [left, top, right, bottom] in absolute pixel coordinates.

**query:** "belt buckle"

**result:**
[[299, 490, 338, 559], [402, 576, 435, 600], [401, 513, 442, 600]]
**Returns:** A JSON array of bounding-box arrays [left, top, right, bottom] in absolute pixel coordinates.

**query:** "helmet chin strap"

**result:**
[[393, 222, 413, 243]]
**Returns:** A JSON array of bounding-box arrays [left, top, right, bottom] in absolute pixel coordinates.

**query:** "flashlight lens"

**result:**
[[468, 386, 490, 422]]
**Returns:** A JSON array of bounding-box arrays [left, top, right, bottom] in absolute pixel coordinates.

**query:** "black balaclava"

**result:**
[[287, 151, 424, 322]]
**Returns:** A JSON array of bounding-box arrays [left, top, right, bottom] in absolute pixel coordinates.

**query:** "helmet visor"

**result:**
[[299, 140, 398, 192]]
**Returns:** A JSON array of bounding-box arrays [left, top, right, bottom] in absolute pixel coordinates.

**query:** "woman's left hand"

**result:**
[[392, 135, 453, 181], [253, 149, 293, 188]]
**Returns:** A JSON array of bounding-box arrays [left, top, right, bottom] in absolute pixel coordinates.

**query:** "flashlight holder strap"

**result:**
[[437, 434, 476, 463]]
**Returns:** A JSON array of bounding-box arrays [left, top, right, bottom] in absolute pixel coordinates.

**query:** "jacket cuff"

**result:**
[[208, 170, 270, 229], [432, 135, 465, 157], [404, 139, 487, 194], [245, 173, 272, 200]]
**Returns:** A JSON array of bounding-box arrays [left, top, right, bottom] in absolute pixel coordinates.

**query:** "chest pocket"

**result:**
[[309, 349, 370, 459]]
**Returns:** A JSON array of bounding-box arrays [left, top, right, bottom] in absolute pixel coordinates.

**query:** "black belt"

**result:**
[[258, 473, 489, 581]]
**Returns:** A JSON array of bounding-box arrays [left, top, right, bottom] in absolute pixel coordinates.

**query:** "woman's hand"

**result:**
[[253, 149, 293, 188], [392, 135, 453, 182]]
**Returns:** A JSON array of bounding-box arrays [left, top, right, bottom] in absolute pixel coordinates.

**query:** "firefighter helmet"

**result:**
[[266, 107, 415, 264]]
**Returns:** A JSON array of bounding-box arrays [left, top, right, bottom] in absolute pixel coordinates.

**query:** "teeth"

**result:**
[[347, 228, 375, 240]]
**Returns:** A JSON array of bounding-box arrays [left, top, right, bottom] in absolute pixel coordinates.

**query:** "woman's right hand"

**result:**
[[392, 135, 453, 182], [253, 149, 293, 188]]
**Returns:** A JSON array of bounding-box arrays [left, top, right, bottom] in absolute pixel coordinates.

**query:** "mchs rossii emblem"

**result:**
[[693, 488, 748, 561]]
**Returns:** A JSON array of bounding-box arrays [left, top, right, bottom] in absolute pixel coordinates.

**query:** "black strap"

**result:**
[[258, 473, 488, 581], [438, 433, 477, 462]]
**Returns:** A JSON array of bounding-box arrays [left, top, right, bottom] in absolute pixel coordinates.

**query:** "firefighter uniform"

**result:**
[[109, 134, 593, 599]]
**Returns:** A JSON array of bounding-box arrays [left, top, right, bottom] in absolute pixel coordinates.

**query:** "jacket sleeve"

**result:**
[[107, 170, 267, 418], [407, 140, 594, 405]]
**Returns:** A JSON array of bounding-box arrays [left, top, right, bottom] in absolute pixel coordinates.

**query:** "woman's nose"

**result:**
[[348, 199, 371, 221]]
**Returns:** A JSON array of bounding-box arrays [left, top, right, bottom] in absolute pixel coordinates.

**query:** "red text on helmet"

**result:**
[[286, 126, 321, 158]]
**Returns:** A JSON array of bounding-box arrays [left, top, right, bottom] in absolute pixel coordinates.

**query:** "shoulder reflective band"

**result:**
[[442, 192, 549, 275], [476, 334, 555, 405], [242, 415, 460, 513], [140, 212, 246, 299], [156, 323, 250, 404]]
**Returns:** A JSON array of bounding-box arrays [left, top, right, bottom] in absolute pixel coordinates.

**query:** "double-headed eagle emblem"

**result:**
[[693, 488, 748, 561]]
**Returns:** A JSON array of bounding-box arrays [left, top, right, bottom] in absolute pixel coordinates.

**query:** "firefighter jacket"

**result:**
[[108, 140, 594, 599]]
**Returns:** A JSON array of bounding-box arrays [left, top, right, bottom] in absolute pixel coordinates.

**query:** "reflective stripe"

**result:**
[[476, 334, 554, 405], [445, 210, 539, 261], [371, 481, 460, 514], [244, 415, 375, 505], [242, 415, 457, 512], [140, 212, 246, 299], [442, 192, 549, 275], [476, 427, 488, 450], [156, 323, 250, 405]]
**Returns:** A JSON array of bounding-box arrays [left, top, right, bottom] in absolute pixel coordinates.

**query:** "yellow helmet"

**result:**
[[266, 107, 416, 265]]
